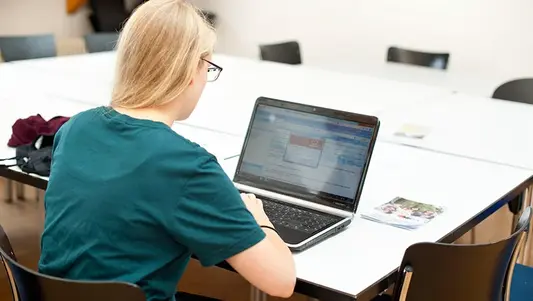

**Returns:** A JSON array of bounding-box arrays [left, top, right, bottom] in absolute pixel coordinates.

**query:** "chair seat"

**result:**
[[511, 264, 533, 301]]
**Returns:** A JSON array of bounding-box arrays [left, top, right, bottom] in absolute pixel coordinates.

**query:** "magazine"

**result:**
[[361, 197, 445, 230]]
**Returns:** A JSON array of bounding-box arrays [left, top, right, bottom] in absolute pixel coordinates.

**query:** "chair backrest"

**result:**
[[392, 207, 532, 301], [387, 46, 450, 70], [84, 33, 119, 53], [0, 224, 18, 301], [259, 41, 302, 65], [88, 0, 129, 32], [492, 78, 533, 105], [0, 35, 56, 62], [0, 224, 16, 262], [0, 225, 146, 301]]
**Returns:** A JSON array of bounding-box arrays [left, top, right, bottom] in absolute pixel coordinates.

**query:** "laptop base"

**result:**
[[282, 218, 352, 252]]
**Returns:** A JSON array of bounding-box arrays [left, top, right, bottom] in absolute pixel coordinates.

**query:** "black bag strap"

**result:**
[[0, 156, 20, 168], [0, 163, 17, 168], [0, 156, 17, 162]]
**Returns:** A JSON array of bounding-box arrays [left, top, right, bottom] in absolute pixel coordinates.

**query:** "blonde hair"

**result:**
[[111, 0, 216, 109]]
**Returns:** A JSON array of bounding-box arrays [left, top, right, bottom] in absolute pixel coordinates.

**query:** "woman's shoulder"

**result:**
[[144, 129, 223, 183], [61, 106, 217, 168], [154, 128, 214, 161], [60, 106, 108, 129], [52, 106, 101, 137]]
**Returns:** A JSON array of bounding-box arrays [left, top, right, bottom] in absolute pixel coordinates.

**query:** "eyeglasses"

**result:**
[[202, 58, 223, 82]]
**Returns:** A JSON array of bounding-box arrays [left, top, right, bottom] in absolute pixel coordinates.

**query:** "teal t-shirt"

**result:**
[[38, 107, 266, 301]]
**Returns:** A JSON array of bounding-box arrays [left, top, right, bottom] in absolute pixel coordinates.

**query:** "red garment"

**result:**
[[7, 115, 70, 147]]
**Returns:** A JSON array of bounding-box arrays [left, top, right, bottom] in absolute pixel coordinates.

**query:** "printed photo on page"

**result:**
[[361, 197, 445, 230]]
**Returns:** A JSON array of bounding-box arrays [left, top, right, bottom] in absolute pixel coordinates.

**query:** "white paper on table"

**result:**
[[393, 123, 432, 139]]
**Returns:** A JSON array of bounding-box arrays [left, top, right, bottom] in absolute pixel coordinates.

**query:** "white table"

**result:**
[[3, 52, 452, 136], [220, 140, 533, 300], [0, 91, 243, 164], [0, 55, 115, 107], [322, 60, 511, 97], [9, 51, 510, 100], [378, 92, 533, 171], [9, 53, 529, 173], [2, 53, 533, 300], [2, 107, 531, 300]]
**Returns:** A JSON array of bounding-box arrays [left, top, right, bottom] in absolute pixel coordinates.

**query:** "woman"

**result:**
[[38, 1, 296, 300]]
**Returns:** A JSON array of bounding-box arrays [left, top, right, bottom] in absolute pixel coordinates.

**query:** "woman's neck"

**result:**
[[112, 106, 176, 127]]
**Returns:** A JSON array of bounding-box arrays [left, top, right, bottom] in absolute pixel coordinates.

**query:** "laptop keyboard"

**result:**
[[262, 199, 341, 234]]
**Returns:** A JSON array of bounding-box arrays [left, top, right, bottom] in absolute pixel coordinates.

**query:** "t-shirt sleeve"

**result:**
[[169, 155, 266, 267], [52, 125, 63, 154]]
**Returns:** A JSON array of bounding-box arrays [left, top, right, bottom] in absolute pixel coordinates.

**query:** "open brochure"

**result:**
[[361, 197, 445, 230]]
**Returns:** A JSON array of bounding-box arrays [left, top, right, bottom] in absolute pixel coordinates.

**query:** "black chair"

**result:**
[[84, 33, 119, 53], [492, 78, 533, 105], [386, 47, 449, 70], [0, 224, 17, 301], [201, 10, 217, 27], [0, 224, 146, 301], [379, 207, 532, 301], [0, 35, 56, 62], [259, 41, 302, 65], [0, 224, 16, 262], [496, 79, 533, 215], [89, 14, 102, 32], [88, 0, 129, 32]]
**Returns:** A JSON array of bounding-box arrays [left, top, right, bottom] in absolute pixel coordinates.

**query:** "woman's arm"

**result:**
[[227, 194, 296, 298], [170, 157, 296, 298]]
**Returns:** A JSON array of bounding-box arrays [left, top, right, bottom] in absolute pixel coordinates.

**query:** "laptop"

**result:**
[[233, 97, 380, 252]]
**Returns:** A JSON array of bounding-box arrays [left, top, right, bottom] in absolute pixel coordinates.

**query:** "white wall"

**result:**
[[0, 0, 145, 37], [0, 0, 92, 37], [194, 0, 533, 79], [2, 0, 532, 78]]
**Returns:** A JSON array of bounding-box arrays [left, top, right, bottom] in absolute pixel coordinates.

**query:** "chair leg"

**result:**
[[512, 212, 521, 238], [521, 186, 533, 265], [250, 286, 267, 301], [511, 190, 530, 231], [4, 179, 13, 203]]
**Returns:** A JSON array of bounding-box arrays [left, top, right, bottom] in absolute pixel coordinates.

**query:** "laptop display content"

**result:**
[[234, 98, 379, 251]]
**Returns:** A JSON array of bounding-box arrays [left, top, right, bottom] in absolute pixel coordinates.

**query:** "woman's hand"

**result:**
[[240, 193, 272, 227]]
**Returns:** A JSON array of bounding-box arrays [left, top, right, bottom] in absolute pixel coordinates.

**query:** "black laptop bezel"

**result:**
[[233, 96, 380, 213]]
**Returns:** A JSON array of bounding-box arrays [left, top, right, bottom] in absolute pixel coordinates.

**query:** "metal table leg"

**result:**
[[250, 286, 267, 301], [16, 182, 25, 201], [4, 179, 13, 203]]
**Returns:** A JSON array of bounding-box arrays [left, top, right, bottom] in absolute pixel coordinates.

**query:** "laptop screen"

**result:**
[[234, 102, 376, 208]]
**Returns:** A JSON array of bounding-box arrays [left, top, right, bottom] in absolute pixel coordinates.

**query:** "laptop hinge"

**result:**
[[235, 183, 353, 218]]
